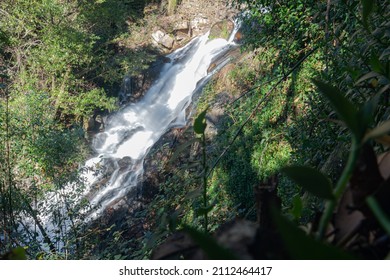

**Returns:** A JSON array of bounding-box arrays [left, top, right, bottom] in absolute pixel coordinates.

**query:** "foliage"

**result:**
[[144, 0, 389, 260], [0, 0, 159, 122], [208, 0, 390, 259], [0, 0, 154, 258]]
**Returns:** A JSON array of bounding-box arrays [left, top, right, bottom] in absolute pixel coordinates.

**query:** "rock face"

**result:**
[[150, 0, 238, 51]]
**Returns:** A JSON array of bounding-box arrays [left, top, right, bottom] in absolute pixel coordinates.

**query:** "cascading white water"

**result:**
[[84, 30, 239, 219], [25, 25, 240, 250]]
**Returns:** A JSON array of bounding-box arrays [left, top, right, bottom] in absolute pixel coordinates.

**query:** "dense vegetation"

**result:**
[[0, 0, 157, 258], [146, 0, 390, 259], [1, 0, 390, 259]]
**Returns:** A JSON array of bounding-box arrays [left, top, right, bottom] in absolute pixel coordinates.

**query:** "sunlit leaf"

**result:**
[[313, 79, 360, 138], [193, 108, 208, 134], [364, 120, 390, 143], [282, 166, 334, 200], [290, 195, 303, 220]]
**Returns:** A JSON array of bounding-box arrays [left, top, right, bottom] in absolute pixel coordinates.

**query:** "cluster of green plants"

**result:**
[[0, 0, 163, 259]]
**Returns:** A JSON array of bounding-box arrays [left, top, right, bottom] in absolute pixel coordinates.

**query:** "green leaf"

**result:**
[[369, 55, 382, 73], [290, 195, 303, 220], [313, 79, 361, 138], [1, 247, 27, 260], [282, 166, 334, 200], [193, 108, 208, 134], [363, 120, 390, 143], [183, 225, 237, 259], [359, 93, 380, 129], [366, 196, 390, 236], [273, 211, 355, 259], [361, 0, 374, 27]]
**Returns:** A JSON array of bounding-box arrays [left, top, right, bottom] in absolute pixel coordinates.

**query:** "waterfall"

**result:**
[[25, 25, 240, 251], [86, 29, 239, 219]]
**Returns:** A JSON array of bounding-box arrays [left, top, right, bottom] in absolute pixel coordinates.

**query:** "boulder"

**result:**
[[160, 34, 175, 49], [152, 30, 165, 43], [173, 21, 190, 33], [118, 156, 132, 170], [151, 30, 175, 49]]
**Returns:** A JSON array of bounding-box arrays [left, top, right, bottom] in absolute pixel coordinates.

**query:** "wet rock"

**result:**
[[207, 62, 217, 73], [118, 156, 132, 170], [234, 30, 243, 43], [84, 116, 103, 133]]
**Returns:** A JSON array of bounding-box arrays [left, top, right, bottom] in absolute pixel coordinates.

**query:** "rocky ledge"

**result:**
[[150, 0, 238, 51]]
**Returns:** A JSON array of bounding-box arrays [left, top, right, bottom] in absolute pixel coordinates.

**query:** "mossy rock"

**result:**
[[209, 19, 234, 40]]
